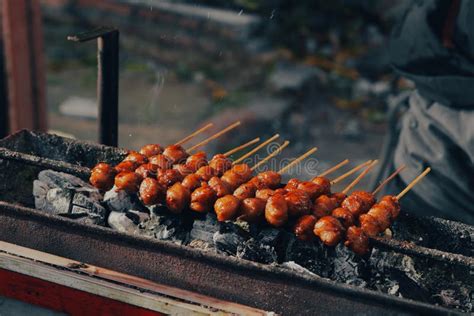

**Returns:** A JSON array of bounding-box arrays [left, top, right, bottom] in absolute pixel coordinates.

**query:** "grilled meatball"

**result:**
[[351, 191, 376, 214], [311, 176, 331, 196], [185, 151, 207, 172], [208, 176, 232, 198], [284, 178, 301, 191], [265, 194, 288, 227], [157, 169, 184, 187], [341, 194, 365, 216], [331, 207, 355, 228], [190, 182, 217, 213], [379, 195, 401, 220], [208, 154, 232, 176], [255, 188, 275, 201], [166, 182, 190, 214], [124, 151, 148, 165], [139, 177, 165, 205], [234, 182, 257, 200], [255, 171, 281, 189], [367, 204, 392, 231], [313, 194, 339, 218], [331, 192, 347, 205], [148, 154, 173, 170], [293, 215, 317, 241], [114, 172, 142, 193], [163, 144, 188, 164], [274, 188, 288, 195], [181, 174, 202, 191], [139, 144, 162, 157], [195, 166, 219, 182], [221, 164, 253, 190], [135, 163, 159, 179], [173, 164, 194, 177], [284, 189, 312, 217], [214, 195, 240, 222], [344, 226, 370, 255], [115, 160, 139, 173], [359, 214, 382, 237], [297, 181, 326, 199], [90, 162, 116, 191], [313, 216, 345, 247], [239, 198, 265, 223]]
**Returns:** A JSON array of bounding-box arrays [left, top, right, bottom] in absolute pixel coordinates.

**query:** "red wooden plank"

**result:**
[[0, 268, 163, 316], [2, 0, 47, 133]]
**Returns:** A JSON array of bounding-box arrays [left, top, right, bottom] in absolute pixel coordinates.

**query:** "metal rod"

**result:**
[[68, 27, 119, 147]]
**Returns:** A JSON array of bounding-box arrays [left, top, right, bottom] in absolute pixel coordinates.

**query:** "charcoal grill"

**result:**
[[0, 130, 472, 315]]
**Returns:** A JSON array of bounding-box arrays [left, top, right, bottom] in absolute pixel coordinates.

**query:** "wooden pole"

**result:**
[[2, 0, 47, 133]]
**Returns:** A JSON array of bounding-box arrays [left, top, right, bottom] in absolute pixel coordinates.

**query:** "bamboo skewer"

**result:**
[[223, 137, 260, 157], [396, 167, 431, 200], [174, 123, 214, 146], [251, 141, 290, 171], [372, 164, 406, 195], [233, 134, 280, 164], [278, 147, 318, 174], [316, 159, 350, 178], [187, 121, 241, 152], [341, 160, 379, 194], [330, 160, 372, 185]]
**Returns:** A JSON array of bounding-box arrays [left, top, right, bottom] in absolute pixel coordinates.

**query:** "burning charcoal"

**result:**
[[213, 222, 249, 255], [108, 210, 149, 234], [237, 238, 278, 264], [33, 170, 107, 225], [190, 213, 220, 245], [103, 186, 146, 213], [332, 244, 370, 287], [139, 214, 189, 245], [369, 250, 434, 304], [283, 237, 333, 278]]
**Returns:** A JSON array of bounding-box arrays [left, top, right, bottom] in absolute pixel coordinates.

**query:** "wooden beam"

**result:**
[[2, 0, 47, 133], [0, 241, 271, 315]]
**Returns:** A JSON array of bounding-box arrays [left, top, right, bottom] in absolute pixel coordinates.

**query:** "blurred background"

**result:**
[[1, 0, 414, 181]]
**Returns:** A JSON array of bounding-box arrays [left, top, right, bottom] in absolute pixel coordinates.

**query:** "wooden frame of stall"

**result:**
[[0, 241, 271, 315]]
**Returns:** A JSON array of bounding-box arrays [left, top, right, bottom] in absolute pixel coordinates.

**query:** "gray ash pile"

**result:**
[[33, 170, 473, 312]]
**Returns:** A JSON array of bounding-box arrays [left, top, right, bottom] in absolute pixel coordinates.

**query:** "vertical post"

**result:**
[[0, 5, 9, 138], [68, 27, 119, 147], [97, 31, 119, 147], [1, 0, 47, 134]]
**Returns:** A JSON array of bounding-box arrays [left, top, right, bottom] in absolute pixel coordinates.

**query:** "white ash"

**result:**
[[281, 261, 317, 276], [190, 213, 220, 245], [104, 186, 145, 213], [108, 210, 149, 234], [138, 213, 189, 245], [33, 170, 107, 225]]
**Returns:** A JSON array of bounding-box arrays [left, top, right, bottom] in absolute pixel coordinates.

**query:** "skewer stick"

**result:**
[[341, 160, 379, 194], [233, 134, 280, 164], [316, 159, 350, 178], [251, 141, 290, 171], [278, 147, 318, 174], [223, 137, 260, 157], [175, 123, 214, 146], [187, 121, 241, 152], [396, 167, 431, 200], [372, 164, 406, 195], [330, 160, 372, 185]]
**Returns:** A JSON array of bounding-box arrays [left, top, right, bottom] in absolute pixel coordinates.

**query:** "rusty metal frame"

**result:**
[[68, 27, 119, 147]]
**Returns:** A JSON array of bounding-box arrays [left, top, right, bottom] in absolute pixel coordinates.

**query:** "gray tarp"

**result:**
[[383, 0, 474, 224]]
